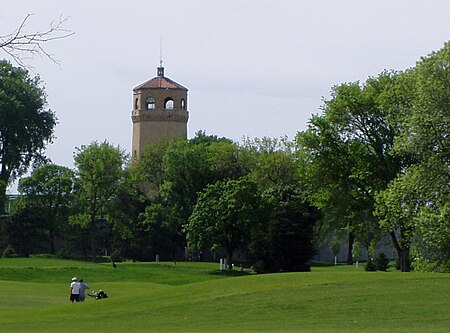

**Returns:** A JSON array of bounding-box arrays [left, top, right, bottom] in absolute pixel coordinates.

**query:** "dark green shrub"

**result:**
[[375, 252, 390, 271], [365, 259, 377, 271]]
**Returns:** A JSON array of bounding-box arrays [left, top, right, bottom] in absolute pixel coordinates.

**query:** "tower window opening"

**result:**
[[146, 97, 155, 110], [135, 98, 139, 110], [165, 98, 174, 110], [180, 99, 186, 110]]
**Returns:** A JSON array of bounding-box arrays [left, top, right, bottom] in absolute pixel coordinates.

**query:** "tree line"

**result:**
[[0, 42, 448, 273]]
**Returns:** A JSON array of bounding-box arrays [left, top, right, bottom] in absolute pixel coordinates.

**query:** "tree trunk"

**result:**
[[90, 215, 97, 262], [389, 231, 401, 256], [226, 248, 234, 270], [346, 231, 355, 265], [400, 247, 411, 272], [389, 231, 410, 272], [0, 174, 9, 215]]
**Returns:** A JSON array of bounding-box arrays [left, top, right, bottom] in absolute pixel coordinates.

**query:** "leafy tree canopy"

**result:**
[[18, 164, 74, 253], [185, 177, 266, 268], [0, 60, 56, 213], [71, 141, 127, 260]]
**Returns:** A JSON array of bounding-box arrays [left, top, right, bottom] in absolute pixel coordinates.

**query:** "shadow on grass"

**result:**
[[208, 269, 252, 277]]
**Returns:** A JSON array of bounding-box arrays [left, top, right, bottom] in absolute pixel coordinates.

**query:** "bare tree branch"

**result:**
[[0, 14, 74, 67]]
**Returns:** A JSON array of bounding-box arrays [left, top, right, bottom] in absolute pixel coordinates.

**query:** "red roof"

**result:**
[[133, 76, 188, 91]]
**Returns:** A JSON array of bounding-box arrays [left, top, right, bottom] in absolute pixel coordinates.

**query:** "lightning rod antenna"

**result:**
[[159, 33, 163, 67], [157, 34, 164, 77]]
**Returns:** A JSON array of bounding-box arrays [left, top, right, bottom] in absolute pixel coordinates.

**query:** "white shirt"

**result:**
[[71, 281, 81, 294]]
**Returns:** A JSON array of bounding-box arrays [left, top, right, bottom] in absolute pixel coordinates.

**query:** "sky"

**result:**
[[2, 0, 450, 192]]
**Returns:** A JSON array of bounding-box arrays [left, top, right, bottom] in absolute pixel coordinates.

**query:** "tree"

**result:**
[[140, 202, 183, 260], [0, 60, 56, 215], [138, 138, 175, 198], [297, 72, 414, 269], [393, 42, 449, 165], [250, 186, 318, 273], [296, 116, 376, 265], [207, 140, 252, 182], [71, 141, 127, 261], [136, 133, 253, 260], [374, 172, 419, 271], [244, 137, 298, 192], [160, 134, 248, 225], [185, 178, 266, 268], [1, 203, 48, 256], [18, 164, 74, 254], [404, 44, 449, 271], [376, 42, 450, 271], [105, 164, 153, 261], [160, 139, 213, 222], [0, 14, 74, 67]]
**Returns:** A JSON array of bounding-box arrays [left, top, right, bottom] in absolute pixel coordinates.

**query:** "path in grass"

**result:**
[[0, 258, 449, 332]]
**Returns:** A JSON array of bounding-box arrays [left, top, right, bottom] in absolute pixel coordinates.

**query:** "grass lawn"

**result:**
[[0, 258, 449, 332]]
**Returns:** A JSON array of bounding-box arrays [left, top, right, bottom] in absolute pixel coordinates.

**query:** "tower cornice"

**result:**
[[132, 111, 189, 124]]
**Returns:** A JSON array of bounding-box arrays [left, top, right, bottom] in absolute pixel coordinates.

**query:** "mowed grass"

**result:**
[[0, 258, 449, 332]]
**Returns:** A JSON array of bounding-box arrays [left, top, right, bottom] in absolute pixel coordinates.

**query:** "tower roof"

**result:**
[[133, 75, 188, 91]]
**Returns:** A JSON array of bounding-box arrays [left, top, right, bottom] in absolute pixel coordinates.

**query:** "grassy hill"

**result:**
[[0, 258, 449, 332]]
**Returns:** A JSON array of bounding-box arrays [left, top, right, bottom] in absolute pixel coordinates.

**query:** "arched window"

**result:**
[[135, 98, 139, 110], [164, 98, 174, 110], [180, 99, 186, 110], [146, 97, 155, 110]]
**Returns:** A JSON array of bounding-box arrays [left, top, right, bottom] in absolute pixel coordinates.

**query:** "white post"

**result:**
[[219, 258, 223, 271], [356, 260, 359, 269], [155, 254, 159, 262], [334, 256, 337, 266]]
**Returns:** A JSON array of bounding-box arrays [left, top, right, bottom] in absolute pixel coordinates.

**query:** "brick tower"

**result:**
[[131, 64, 189, 160]]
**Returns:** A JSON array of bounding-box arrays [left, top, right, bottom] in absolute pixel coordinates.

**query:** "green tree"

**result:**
[[240, 137, 319, 272], [1, 204, 47, 256], [250, 186, 318, 273], [160, 134, 249, 226], [108, 166, 153, 261], [0, 60, 56, 214], [18, 164, 74, 254], [138, 138, 177, 198], [140, 202, 182, 260], [136, 133, 253, 260], [189, 130, 232, 146], [207, 140, 252, 182], [71, 141, 127, 261], [393, 42, 449, 165], [296, 116, 375, 265], [374, 170, 420, 271], [375, 43, 449, 271], [297, 72, 413, 269], [160, 139, 213, 222], [185, 178, 265, 268], [245, 137, 298, 192]]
